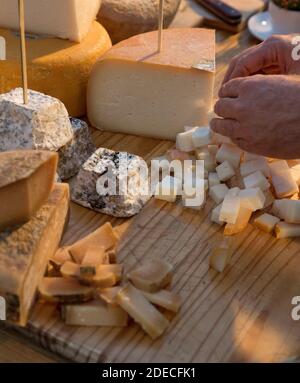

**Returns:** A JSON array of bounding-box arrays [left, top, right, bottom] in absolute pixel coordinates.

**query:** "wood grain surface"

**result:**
[[3, 0, 300, 364]]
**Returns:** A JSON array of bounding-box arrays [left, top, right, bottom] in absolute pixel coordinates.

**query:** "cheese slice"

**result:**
[[0, 183, 69, 326], [116, 284, 170, 340], [0, 22, 111, 117], [87, 28, 215, 139], [62, 300, 128, 327], [0, 151, 58, 231], [0, 0, 101, 42]]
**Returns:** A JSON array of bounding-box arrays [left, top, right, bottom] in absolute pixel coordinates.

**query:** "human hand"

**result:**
[[222, 35, 300, 85], [211, 74, 300, 159]]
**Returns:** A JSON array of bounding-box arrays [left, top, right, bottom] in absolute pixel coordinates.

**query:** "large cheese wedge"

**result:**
[[87, 28, 215, 140], [0, 0, 101, 42], [0, 22, 112, 117], [98, 0, 181, 43], [0, 151, 58, 231], [0, 183, 70, 326]]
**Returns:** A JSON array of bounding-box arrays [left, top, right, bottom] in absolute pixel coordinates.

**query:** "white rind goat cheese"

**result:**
[[0, 88, 73, 152], [71, 148, 151, 217]]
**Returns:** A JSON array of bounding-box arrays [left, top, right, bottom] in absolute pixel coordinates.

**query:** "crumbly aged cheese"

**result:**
[[0, 23, 112, 116], [87, 28, 215, 139], [98, 0, 181, 43], [127, 259, 173, 293], [0, 0, 101, 42], [116, 284, 170, 340], [62, 300, 128, 327], [57, 118, 95, 181], [69, 222, 118, 263], [71, 148, 151, 217], [0, 88, 73, 152], [0, 183, 69, 326], [0, 150, 58, 230], [141, 290, 182, 313]]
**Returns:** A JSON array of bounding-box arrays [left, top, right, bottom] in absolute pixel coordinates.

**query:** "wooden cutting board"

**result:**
[[172, 0, 266, 32], [5, 1, 300, 364]]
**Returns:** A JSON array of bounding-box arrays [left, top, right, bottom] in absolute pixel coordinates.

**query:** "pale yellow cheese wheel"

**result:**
[[0, 22, 112, 117], [98, 0, 182, 43]]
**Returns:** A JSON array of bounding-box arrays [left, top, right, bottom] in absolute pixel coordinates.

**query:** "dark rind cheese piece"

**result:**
[[0, 183, 70, 326], [57, 118, 96, 180], [70, 148, 151, 217]]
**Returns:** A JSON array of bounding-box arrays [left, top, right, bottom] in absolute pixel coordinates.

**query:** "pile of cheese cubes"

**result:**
[[153, 126, 300, 271]]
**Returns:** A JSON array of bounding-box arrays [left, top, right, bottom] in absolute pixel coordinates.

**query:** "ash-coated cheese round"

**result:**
[[97, 0, 182, 43], [0, 22, 112, 117]]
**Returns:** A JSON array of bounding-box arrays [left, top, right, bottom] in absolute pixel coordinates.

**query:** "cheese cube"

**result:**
[[211, 204, 224, 225], [212, 133, 233, 145], [219, 194, 241, 224], [166, 149, 191, 162], [290, 164, 300, 185], [195, 148, 216, 172], [0, 0, 101, 42], [208, 172, 220, 187], [240, 158, 270, 177], [209, 237, 233, 273], [239, 188, 266, 211], [243, 152, 264, 162], [216, 161, 235, 182], [216, 144, 242, 168], [88, 28, 215, 140], [269, 161, 299, 198], [0, 151, 58, 231], [141, 290, 182, 313], [192, 127, 212, 147], [264, 188, 275, 208], [208, 145, 219, 156], [176, 129, 195, 152], [182, 181, 206, 210], [271, 199, 300, 224], [0, 88, 73, 152], [209, 184, 229, 204], [254, 214, 280, 233], [275, 222, 300, 239], [243, 171, 270, 191], [155, 176, 182, 203], [224, 207, 252, 236]]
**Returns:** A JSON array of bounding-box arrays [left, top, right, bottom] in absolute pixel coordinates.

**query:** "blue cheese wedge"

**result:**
[[0, 88, 73, 152], [70, 148, 151, 217], [57, 118, 95, 180]]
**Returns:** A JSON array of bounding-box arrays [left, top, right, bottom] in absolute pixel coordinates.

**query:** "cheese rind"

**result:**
[[57, 118, 95, 181], [0, 89, 73, 152], [0, 0, 101, 42], [0, 183, 69, 326], [87, 28, 215, 139], [0, 150, 58, 230], [98, 0, 181, 43], [0, 23, 112, 117], [71, 148, 151, 217]]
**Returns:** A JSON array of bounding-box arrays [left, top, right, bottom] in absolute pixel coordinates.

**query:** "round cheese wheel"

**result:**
[[0, 22, 112, 117], [98, 0, 182, 43]]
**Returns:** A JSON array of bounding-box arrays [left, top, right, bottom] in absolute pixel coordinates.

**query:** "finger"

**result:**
[[229, 43, 275, 81], [222, 45, 259, 85], [214, 98, 239, 119], [210, 118, 240, 138], [219, 78, 243, 98]]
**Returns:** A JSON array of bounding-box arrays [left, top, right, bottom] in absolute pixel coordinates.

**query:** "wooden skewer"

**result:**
[[158, 0, 164, 52], [18, 0, 28, 104]]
